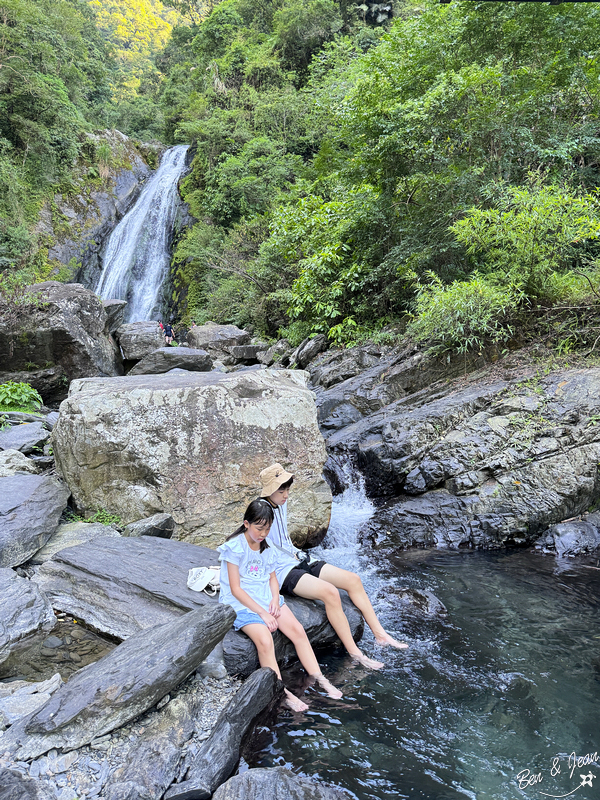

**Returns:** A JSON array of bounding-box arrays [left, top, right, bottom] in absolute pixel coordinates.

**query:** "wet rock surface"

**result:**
[[0, 475, 69, 568], [2, 604, 236, 760], [52, 370, 331, 548], [128, 348, 213, 375], [32, 536, 363, 676], [535, 513, 600, 557], [211, 767, 354, 800], [0, 569, 56, 666]]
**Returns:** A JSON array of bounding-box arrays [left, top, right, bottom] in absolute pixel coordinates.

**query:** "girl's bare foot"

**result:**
[[283, 688, 309, 712], [351, 651, 384, 670], [313, 673, 343, 699], [374, 632, 409, 649]]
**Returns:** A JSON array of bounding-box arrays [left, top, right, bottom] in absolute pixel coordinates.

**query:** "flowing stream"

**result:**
[[249, 468, 600, 800], [95, 145, 189, 322]]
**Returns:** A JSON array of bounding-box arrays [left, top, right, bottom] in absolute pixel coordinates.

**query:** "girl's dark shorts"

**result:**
[[281, 559, 327, 594]]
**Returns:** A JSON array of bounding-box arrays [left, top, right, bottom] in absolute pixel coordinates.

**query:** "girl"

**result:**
[[259, 463, 409, 670], [218, 499, 343, 712]]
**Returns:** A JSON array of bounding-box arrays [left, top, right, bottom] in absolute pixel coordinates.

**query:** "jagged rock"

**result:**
[[0, 449, 40, 477], [103, 300, 128, 334], [32, 536, 363, 676], [115, 322, 165, 361], [0, 422, 50, 455], [104, 693, 200, 800], [52, 369, 331, 548], [122, 513, 174, 539], [0, 768, 58, 800], [227, 345, 261, 363], [128, 348, 212, 376], [1, 604, 236, 760], [29, 522, 121, 565], [0, 475, 69, 568], [291, 335, 328, 370], [211, 767, 354, 800], [0, 674, 62, 727], [536, 519, 600, 557], [187, 323, 250, 352], [309, 344, 386, 390], [0, 282, 123, 404], [257, 340, 292, 367], [0, 568, 56, 665], [166, 669, 282, 800]]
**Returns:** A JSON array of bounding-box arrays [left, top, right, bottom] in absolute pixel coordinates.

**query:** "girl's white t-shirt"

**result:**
[[217, 533, 279, 614]]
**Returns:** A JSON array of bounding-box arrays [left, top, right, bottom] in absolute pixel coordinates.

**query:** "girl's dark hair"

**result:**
[[227, 499, 274, 552], [279, 476, 294, 491]]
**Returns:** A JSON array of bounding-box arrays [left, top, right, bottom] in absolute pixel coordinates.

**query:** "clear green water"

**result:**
[[249, 486, 600, 800]]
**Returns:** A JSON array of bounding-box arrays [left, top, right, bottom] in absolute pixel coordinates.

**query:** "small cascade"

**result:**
[[95, 145, 189, 322]]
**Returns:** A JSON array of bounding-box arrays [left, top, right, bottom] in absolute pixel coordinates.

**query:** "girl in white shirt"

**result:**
[[218, 499, 342, 712]]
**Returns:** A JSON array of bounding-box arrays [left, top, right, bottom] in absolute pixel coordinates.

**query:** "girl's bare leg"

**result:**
[[294, 574, 384, 669], [318, 564, 409, 650], [276, 606, 343, 699], [241, 623, 308, 712]]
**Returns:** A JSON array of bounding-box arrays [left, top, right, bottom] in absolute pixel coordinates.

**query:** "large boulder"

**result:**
[[0, 282, 123, 403], [52, 370, 331, 548], [0, 450, 40, 477], [0, 569, 56, 665], [1, 604, 236, 760], [103, 299, 128, 334], [212, 768, 353, 800], [128, 348, 212, 376], [0, 474, 69, 568], [343, 368, 600, 549], [32, 537, 364, 676], [115, 321, 165, 361], [186, 323, 250, 352]]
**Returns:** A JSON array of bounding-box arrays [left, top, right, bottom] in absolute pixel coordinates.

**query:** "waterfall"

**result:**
[[95, 145, 189, 322]]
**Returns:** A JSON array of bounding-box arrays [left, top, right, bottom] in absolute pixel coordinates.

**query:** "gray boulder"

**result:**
[[257, 340, 292, 367], [32, 536, 363, 676], [0, 674, 62, 728], [103, 299, 128, 334], [29, 521, 121, 565], [212, 768, 354, 800], [52, 369, 331, 549], [291, 335, 328, 370], [122, 513, 174, 539], [104, 693, 200, 800], [0, 450, 40, 477], [2, 603, 236, 760], [227, 345, 261, 363], [0, 474, 69, 567], [0, 282, 123, 403], [0, 568, 56, 665], [0, 769, 57, 800], [187, 323, 249, 352], [537, 519, 600, 557], [116, 322, 165, 361], [166, 668, 282, 800], [128, 348, 212, 376], [0, 422, 50, 455], [309, 343, 385, 390]]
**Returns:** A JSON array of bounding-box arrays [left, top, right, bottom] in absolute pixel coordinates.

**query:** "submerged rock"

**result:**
[[0, 474, 69, 568], [0, 569, 56, 665], [211, 767, 354, 800], [1, 604, 236, 760], [52, 369, 331, 548], [32, 537, 363, 677], [165, 668, 282, 800]]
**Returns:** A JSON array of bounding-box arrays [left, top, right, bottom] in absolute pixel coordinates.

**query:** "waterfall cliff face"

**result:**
[[95, 145, 189, 323]]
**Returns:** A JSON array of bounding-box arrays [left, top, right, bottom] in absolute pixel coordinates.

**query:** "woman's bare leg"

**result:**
[[293, 574, 384, 669], [318, 564, 409, 650], [241, 623, 308, 712], [276, 606, 342, 698]]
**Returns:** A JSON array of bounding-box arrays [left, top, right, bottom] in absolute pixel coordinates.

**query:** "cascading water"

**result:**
[[250, 461, 600, 800], [95, 145, 189, 322]]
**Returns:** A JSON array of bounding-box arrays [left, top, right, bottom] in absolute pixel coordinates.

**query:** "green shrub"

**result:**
[[0, 381, 43, 412], [407, 274, 518, 354]]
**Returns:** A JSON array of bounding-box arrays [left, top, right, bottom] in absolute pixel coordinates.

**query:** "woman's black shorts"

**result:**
[[281, 559, 327, 594]]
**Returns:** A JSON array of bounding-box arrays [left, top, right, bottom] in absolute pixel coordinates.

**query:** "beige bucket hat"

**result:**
[[260, 463, 294, 497]]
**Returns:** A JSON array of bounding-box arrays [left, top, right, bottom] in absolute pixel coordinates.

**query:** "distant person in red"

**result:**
[[164, 323, 174, 345], [158, 320, 164, 331]]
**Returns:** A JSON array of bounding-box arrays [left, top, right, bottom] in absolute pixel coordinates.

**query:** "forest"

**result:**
[[2, 0, 600, 353]]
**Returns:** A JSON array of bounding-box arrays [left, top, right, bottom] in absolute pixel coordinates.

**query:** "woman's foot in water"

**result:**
[[283, 688, 309, 712], [351, 650, 384, 670], [374, 631, 409, 649], [312, 673, 343, 699]]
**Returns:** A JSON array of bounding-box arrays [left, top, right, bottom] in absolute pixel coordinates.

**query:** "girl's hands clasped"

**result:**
[[259, 610, 279, 632]]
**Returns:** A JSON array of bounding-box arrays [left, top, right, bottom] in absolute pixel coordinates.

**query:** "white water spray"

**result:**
[[95, 145, 189, 322]]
